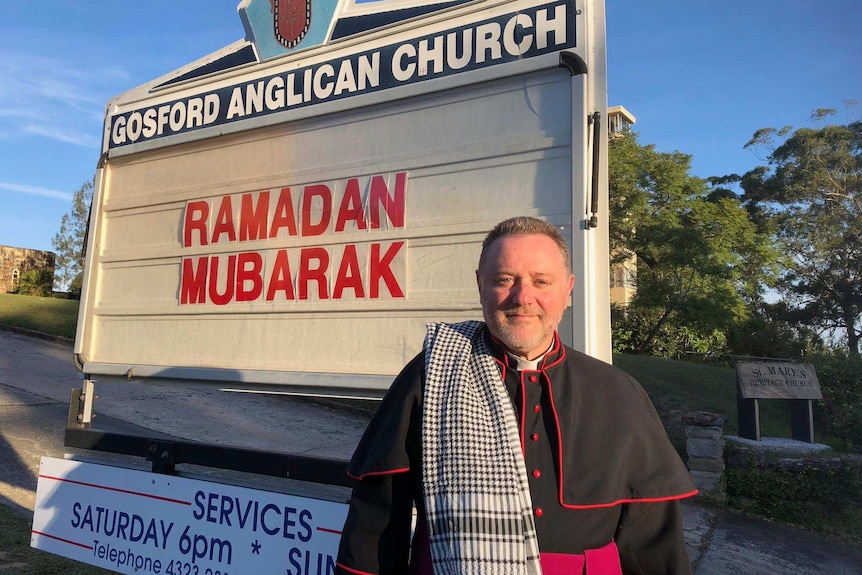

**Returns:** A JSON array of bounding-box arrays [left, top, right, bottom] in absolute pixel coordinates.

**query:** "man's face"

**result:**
[[477, 233, 574, 360]]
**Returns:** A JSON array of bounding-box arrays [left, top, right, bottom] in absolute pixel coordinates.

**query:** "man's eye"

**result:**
[[495, 277, 513, 285]]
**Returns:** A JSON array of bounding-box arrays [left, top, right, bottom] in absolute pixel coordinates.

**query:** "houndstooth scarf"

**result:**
[[422, 321, 542, 575]]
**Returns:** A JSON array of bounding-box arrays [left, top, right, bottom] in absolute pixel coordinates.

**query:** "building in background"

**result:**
[[608, 105, 636, 137], [0, 245, 55, 294], [607, 105, 637, 314]]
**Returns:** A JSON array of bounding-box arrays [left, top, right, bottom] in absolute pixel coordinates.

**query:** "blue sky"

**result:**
[[0, 0, 859, 253]]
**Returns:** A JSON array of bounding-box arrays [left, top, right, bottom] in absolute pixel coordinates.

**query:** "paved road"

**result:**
[[1, 328, 861, 574], [0, 328, 368, 513]]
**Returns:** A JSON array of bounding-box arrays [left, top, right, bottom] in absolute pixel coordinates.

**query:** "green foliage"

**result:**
[[811, 355, 862, 450], [12, 269, 54, 297], [612, 307, 728, 358], [725, 303, 826, 359], [67, 271, 84, 300], [52, 179, 93, 292], [726, 458, 862, 543], [608, 132, 777, 355], [741, 108, 862, 357]]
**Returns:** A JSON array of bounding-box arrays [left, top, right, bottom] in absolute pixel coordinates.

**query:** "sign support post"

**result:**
[[789, 399, 815, 443], [736, 392, 760, 441]]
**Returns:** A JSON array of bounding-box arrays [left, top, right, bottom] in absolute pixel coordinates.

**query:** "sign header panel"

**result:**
[[107, 0, 577, 151], [736, 362, 822, 400]]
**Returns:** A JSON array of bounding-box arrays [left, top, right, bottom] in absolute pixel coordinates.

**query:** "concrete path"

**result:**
[[1, 327, 860, 574], [696, 509, 862, 574]]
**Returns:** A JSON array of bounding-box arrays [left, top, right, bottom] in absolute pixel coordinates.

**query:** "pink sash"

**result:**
[[540, 540, 622, 575]]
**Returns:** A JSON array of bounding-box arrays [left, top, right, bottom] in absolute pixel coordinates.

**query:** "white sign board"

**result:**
[[74, 0, 610, 397], [32, 457, 347, 575]]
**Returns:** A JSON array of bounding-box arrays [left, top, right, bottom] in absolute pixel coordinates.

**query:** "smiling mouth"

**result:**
[[504, 311, 539, 321]]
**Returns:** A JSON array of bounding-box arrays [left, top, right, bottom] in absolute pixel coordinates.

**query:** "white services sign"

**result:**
[[32, 457, 347, 575]]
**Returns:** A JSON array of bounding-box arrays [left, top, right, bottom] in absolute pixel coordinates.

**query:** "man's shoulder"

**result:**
[[555, 345, 656, 406], [375, 350, 428, 412]]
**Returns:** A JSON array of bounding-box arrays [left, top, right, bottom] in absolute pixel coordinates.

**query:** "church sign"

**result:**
[[735, 361, 822, 443], [736, 362, 822, 400]]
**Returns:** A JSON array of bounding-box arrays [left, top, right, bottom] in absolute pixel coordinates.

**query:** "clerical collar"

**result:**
[[506, 342, 554, 371]]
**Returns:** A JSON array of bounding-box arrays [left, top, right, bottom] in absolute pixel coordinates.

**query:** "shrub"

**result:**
[[13, 269, 54, 297], [67, 271, 84, 300], [811, 355, 862, 451], [611, 308, 728, 358], [726, 457, 862, 542]]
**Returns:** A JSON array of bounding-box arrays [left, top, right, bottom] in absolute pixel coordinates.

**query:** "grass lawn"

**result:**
[[0, 506, 111, 575], [613, 353, 792, 454], [0, 293, 79, 340]]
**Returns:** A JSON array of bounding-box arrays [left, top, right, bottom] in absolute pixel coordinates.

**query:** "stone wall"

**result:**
[[684, 411, 727, 503], [0, 245, 56, 293]]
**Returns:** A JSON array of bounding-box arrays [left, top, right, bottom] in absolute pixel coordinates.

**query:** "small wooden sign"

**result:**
[[736, 362, 822, 400]]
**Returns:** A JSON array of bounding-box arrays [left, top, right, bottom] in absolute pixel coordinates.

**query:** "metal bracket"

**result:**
[[147, 440, 178, 475], [68, 379, 96, 428]]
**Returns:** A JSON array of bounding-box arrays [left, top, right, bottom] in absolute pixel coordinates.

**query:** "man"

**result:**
[[335, 217, 697, 575]]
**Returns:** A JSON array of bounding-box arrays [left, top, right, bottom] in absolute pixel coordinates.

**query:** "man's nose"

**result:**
[[510, 279, 535, 305]]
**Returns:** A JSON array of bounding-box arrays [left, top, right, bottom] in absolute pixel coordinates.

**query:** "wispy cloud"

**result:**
[[0, 49, 128, 149], [0, 182, 72, 202], [0, 107, 42, 121], [23, 123, 100, 148]]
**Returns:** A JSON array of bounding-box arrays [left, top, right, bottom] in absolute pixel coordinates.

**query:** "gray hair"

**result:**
[[478, 216, 571, 270]]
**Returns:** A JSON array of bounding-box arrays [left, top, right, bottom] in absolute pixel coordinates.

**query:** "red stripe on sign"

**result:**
[[32, 530, 93, 550], [317, 526, 342, 535], [38, 474, 191, 506]]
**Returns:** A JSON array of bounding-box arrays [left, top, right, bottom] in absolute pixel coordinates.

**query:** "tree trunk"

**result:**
[[637, 306, 674, 354]]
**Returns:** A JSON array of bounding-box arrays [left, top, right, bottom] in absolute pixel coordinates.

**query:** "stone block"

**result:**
[[682, 412, 727, 428], [687, 457, 725, 473], [690, 470, 722, 492], [686, 437, 723, 460], [685, 426, 723, 440]]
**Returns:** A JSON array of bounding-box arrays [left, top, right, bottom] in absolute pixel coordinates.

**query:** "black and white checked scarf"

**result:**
[[422, 321, 542, 575]]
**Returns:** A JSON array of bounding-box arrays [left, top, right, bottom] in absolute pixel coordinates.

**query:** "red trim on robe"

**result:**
[[559, 490, 700, 510], [335, 562, 377, 575], [347, 466, 411, 481]]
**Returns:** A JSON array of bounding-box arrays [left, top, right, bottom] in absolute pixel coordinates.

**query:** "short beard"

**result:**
[[485, 312, 555, 357]]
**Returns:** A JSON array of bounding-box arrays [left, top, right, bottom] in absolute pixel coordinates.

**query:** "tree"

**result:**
[[725, 301, 825, 360], [609, 133, 777, 355], [741, 107, 862, 358], [52, 179, 93, 296]]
